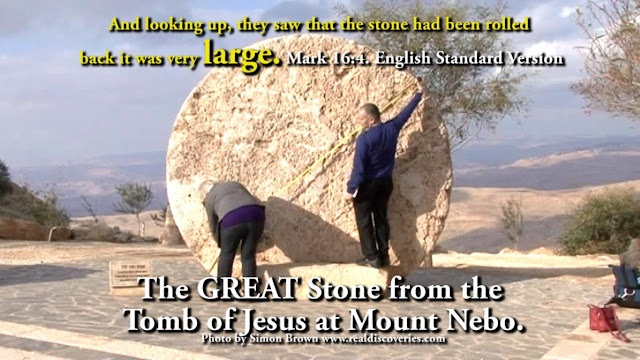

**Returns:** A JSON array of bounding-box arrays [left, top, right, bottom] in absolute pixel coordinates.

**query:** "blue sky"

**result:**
[[0, 0, 635, 167]]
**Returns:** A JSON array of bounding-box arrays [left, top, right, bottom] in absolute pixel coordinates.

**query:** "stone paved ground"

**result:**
[[0, 242, 632, 360], [594, 308, 640, 360], [0, 334, 139, 360]]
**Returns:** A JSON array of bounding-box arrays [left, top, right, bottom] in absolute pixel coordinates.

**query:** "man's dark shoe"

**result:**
[[380, 253, 390, 267], [356, 256, 381, 268]]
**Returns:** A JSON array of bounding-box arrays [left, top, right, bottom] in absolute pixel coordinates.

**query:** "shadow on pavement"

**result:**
[[0, 264, 99, 287]]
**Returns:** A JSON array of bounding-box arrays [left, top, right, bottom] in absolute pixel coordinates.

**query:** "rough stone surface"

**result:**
[[114, 232, 133, 243], [159, 205, 184, 246], [70, 221, 115, 242], [130, 235, 158, 243], [0, 217, 48, 241], [167, 34, 452, 275]]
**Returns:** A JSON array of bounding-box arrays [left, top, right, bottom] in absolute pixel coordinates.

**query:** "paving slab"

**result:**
[[0, 256, 616, 360], [0, 333, 142, 360]]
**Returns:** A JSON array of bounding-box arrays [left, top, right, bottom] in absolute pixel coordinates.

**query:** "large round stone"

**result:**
[[167, 34, 452, 276]]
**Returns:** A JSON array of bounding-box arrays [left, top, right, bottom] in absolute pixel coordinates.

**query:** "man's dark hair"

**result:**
[[361, 103, 381, 123]]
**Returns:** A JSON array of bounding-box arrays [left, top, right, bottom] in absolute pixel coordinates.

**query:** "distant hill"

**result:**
[[454, 149, 640, 190], [452, 135, 640, 169], [10, 135, 640, 217], [11, 151, 167, 217], [440, 179, 640, 253]]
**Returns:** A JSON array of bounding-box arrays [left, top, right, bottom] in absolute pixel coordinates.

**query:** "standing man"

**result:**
[[344, 80, 423, 268], [198, 180, 265, 278]]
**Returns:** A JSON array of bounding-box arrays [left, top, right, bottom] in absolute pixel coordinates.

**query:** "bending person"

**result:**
[[198, 180, 265, 278]]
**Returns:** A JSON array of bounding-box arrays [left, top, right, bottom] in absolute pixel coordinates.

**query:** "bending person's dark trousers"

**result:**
[[218, 220, 264, 278], [353, 177, 393, 260]]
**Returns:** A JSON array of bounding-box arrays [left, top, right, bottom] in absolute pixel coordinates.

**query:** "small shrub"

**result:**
[[80, 195, 98, 222], [151, 206, 167, 226], [560, 187, 640, 255], [0, 159, 12, 199], [501, 196, 524, 250], [19, 185, 70, 227]]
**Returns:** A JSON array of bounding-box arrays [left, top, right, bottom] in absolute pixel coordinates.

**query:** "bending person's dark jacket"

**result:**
[[347, 92, 423, 194], [203, 181, 264, 243]]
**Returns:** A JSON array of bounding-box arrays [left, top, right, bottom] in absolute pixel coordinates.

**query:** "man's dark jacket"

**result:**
[[347, 92, 423, 193]]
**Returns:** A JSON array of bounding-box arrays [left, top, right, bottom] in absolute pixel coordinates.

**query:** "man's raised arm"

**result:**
[[390, 92, 423, 132]]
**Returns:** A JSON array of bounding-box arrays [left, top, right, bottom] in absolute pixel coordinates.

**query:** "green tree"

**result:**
[[0, 159, 12, 199], [336, 0, 529, 150], [571, 0, 640, 119], [113, 182, 153, 235]]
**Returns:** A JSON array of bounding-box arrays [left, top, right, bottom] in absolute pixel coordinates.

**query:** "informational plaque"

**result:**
[[109, 260, 152, 288]]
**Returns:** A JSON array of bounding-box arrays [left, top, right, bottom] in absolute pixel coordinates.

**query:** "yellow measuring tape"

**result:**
[[208, 256, 219, 274], [274, 83, 417, 197]]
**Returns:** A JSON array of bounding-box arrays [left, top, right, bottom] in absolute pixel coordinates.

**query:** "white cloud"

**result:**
[[1, 0, 342, 166], [0, 50, 204, 166], [561, 6, 577, 18], [514, 2, 582, 44], [524, 39, 581, 57], [507, 1, 592, 88], [0, 0, 197, 37], [521, 37, 587, 86], [0, 0, 630, 166]]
